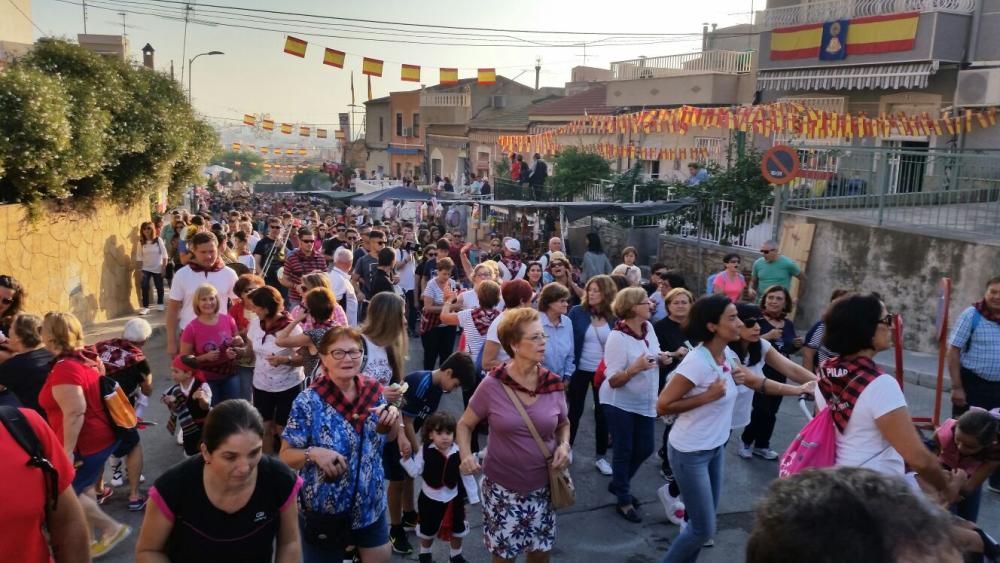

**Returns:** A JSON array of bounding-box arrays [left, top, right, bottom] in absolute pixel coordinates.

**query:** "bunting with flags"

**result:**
[[243, 114, 256, 126], [323, 48, 346, 68], [362, 57, 383, 77], [440, 68, 459, 85], [283, 36, 308, 58], [262, 119, 274, 131], [317, 128, 328, 139], [401, 64, 420, 82], [281, 123, 293, 134], [477, 68, 496, 85], [299, 126, 310, 137], [231, 142, 241, 151]]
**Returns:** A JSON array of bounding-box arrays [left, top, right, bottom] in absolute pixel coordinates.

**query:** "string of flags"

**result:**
[[283, 35, 497, 86], [230, 142, 316, 157], [497, 102, 1000, 156], [242, 114, 331, 139]]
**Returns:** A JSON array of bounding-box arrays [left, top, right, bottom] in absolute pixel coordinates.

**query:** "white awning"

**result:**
[[757, 62, 939, 91]]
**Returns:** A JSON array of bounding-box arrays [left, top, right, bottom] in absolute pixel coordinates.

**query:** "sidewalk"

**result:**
[[83, 309, 167, 345], [875, 348, 951, 392]]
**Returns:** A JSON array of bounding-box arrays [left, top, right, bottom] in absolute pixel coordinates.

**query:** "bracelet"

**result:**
[[304, 447, 313, 464]]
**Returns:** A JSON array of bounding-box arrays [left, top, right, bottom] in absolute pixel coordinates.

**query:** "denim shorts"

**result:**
[[300, 510, 388, 562], [72, 441, 119, 494]]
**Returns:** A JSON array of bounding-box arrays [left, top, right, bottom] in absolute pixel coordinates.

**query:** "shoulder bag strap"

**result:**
[[501, 383, 552, 461], [345, 423, 366, 514]]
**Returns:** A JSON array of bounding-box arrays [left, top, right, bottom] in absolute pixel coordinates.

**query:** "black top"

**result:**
[[354, 254, 378, 299], [759, 317, 798, 382], [653, 317, 688, 382], [252, 237, 283, 286], [152, 455, 299, 563], [0, 348, 54, 417], [322, 237, 346, 258], [420, 443, 462, 490], [370, 269, 395, 297], [109, 360, 152, 403]]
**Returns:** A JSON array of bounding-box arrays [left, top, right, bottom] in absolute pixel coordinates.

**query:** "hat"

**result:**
[[171, 355, 196, 373], [122, 318, 152, 343], [735, 302, 762, 322], [504, 239, 521, 253]]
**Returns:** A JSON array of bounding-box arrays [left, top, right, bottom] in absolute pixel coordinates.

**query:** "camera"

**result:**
[[403, 240, 420, 252]]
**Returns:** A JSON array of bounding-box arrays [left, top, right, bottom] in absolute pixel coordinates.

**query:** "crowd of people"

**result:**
[[1, 189, 999, 562]]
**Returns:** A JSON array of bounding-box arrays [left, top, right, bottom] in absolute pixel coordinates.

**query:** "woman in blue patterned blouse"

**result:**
[[280, 325, 402, 563]]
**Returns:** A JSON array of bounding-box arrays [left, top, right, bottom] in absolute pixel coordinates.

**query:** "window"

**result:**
[[396, 113, 403, 137], [412, 113, 420, 137], [378, 117, 384, 142], [396, 163, 402, 178]]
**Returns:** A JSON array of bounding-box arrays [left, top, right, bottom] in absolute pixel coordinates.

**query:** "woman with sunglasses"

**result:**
[[0, 274, 26, 361], [739, 285, 807, 460], [280, 326, 402, 563], [815, 294, 960, 500], [711, 253, 747, 303]]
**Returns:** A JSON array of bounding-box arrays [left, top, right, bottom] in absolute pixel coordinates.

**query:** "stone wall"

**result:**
[[657, 235, 758, 296], [566, 220, 662, 270], [784, 212, 1000, 353], [0, 200, 149, 326]]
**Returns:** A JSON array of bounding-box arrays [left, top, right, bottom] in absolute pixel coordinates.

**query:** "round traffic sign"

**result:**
[[761, 145, 801, 185]]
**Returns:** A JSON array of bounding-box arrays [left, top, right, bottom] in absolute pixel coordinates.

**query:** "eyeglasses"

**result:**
[[426, 252, 437, 258], [326, 349, 363, 360], [301, 239, 315, 244], [524, 333, 549, 343], [878, 314, 895, 328], [760, 249, 774, 254]]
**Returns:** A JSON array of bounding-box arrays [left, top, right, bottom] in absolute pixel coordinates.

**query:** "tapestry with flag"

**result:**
[[770, 11, 919, 60], [401, 64, 420, 82], [284, 36, 308, 58], [323, 48, 345, 68], [362, 57, 384, 77], [819, 19, 848, 61], [440, 68, 458, 85]]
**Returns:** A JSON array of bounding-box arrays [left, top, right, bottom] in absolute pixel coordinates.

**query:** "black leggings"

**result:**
[[741, 388, 784, 449], [567, 369, 609, 456], [421, 326, 457, 370]]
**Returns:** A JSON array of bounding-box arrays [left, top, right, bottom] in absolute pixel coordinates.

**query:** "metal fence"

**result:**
[[609, 50, 754, 80], [758, 0, 976, 30], [782, 146, 1000, 239]]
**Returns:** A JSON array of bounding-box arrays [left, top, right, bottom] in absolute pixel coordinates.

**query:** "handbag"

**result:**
[[301, 426, 366, 549], [500, 384, 576, 510]]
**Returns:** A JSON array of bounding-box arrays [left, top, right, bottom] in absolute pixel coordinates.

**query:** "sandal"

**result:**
[[616, 505, 642, 523]]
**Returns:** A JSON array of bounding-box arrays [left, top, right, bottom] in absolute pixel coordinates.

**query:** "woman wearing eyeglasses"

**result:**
[[711, 253, 747, 303], [280, 326, 402, 563]]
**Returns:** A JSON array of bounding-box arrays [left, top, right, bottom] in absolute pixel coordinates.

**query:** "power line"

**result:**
[[7, 0, 47, 35]]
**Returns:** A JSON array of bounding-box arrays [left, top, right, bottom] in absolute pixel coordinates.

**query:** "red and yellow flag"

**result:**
[[243, 114, 256, 126], [317, 128, 327, 139], [261, 147, 269, 154], [440, 68, 459, 85], [283, 36, 308, 58], [299, 126, 310, 137], [281, 123, 293, 134], [401, 64, 421, 82], [323, 48, 345, 68], [769, 23, 822, 60], [477, 68, 496, 85], [285, 148, 295, 155], [362, 57, 383, 77], [845, 12, 919, 55], [262, 119, 274, 131], [231, 142, 241, 151], [298, 148, 307, 155]]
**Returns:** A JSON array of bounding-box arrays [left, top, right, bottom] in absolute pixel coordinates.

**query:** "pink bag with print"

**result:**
[[778, 406, 837, 478]]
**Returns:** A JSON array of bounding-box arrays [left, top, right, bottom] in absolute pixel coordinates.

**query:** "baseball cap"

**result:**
[[504, 238, 521, 253]]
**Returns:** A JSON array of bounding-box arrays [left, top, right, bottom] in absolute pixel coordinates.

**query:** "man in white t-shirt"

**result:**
[[330, 247, 359, 326], [166, 232, 238, 357], [537, 236, 563, 271]]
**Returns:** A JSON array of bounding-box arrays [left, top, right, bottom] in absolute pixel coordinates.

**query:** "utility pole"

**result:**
[[118, 12, 126, 36], [180, 3, 192, 87], [534, 57, 541, 91], [82, 0, 88, 33]]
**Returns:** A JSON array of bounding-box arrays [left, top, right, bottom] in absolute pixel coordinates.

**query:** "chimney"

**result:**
[[702, 23, 709, 51], [535, 57, 541, 91]]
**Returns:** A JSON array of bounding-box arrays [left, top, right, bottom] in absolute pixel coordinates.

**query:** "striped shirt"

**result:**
[[949, 307, 1000, 380], [283, 249, 327, 302]]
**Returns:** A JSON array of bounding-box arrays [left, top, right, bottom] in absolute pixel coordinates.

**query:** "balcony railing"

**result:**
[[758, 0, 976, 30], [419, 92, 471, 107], [610, 50, 754, 81]]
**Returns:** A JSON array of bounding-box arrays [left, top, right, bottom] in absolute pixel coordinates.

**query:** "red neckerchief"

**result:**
[[614, 319, 649, 346], [491, 363, 564, 397], [818, 355, 882, 433], [311, 375, 384, 433], [974, 300, 1000, 324], [470, 307, 500, 336], [188, 258, 226, 276], [259, 313, 292, 344], [89, 338, 145, 375], [55, 348, 100, 369], [500, 255, 522, 277]]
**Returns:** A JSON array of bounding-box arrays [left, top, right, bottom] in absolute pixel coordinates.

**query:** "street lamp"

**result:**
[[188, 50, 224, 103]]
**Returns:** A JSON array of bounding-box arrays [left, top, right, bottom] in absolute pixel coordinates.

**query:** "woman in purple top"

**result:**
[[457, 307, 570, 563]]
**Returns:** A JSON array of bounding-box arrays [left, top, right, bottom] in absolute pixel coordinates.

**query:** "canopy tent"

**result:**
[[311, 190, 361, 202], [350, 186, 434, 204], [202, 164, 232, 176]]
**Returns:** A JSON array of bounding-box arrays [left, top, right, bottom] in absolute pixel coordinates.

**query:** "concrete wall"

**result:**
[[606, 74, 744, 107], [657, 235, 759, 297], [364, 101, 390, 148], [975, 0, 1000, 61], [0, 0, 32, 44], [0, 200, 148, 326], [784, 211, 1000, 353]]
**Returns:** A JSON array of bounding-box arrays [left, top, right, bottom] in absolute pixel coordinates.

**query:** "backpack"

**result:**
[[965, 309, 983, 353], [0, 406, 59, 514], [98, 376, 138, 440]]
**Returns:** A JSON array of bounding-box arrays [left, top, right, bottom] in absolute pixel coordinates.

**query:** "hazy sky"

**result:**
[[29, 0, 755, 130]]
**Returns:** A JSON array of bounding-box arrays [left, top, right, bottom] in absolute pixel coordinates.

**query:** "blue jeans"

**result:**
[[207, 374, 241, 405], [603, 405, 655, 506], [662, 444, 724, 563], [954, 482, 983, 523], [140, 270, 164, 307], [236, 366, 254, 402]]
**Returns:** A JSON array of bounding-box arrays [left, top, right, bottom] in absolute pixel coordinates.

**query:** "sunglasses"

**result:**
[[742, 317, 762, 328], [879, 314, 895, 328], [760, 249, 773, 254], [269, 225, 281, 230], [301, 239, 315, 244]]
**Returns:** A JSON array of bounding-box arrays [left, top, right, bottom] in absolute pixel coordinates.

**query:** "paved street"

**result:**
[[100, 330, 1000, 562]]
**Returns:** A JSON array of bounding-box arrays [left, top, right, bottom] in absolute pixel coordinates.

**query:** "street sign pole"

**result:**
[[760, 145, 800, 242]]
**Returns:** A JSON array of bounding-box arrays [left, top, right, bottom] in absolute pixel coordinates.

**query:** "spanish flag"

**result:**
[[281, 123, 293, 134], [845, 12, 919, 55], [440, 68, 459, 85], [323, 48, 345, 69], [285, 148, 295, 155], [317, 128, 328, 139], [261, 147, 269, 154], [300, 126, 310, 137], [243, 114, 256, 126], [262, 119, 274, 131], [401, 64, 421, 82], [477, 68, 496, 85], [231, 142, 241, 151], [283, 36, 308, 58], [362, 57, 383, 77], [298, 148, 307, 155], [770, 23, 822, 60]]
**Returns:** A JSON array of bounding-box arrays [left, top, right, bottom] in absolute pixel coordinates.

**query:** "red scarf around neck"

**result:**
[[614, 319, 649, 345], [259, 313, 292, 343], [500, 255, 523, 278], [90, 338, 146, 375], [491, 363, 564, 397], [56, 348, 101, 369], [470, 307, 500, 336], [974, 300, 1000, 324], [311, 375, 384, 433], [189, 258, 226, 276], [818, 355, 882, 433]]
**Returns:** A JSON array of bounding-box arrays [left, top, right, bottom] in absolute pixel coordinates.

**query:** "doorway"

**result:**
[[887, 140, 929, 194]]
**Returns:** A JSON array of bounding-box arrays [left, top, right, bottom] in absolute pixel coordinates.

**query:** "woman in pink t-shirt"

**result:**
[[712, 253, 747, 303], [457, 307, 570, 561], [179, 284, 243, 404]]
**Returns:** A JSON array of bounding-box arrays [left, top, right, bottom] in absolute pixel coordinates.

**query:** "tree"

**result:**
[[548, 147, 612, 200], [214, 150, 265, 183], [291, 169, 333, 191], [0, 39, 217, 208]]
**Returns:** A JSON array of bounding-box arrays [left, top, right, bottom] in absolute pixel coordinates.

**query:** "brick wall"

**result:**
[[658, 234, 757, 296]]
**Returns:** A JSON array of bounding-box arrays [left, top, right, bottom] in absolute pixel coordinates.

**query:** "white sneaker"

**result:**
[[109, 458, 124, 487], [139, 474, 146, 484], [595, 458, 613, 476], [657, 484, 686, 526], [155, 304, 165, 312], [738, 444, 754, 459], [753, 447, 779, 461], [137, 308, 150, 316], [176, 427, 184, 446]]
